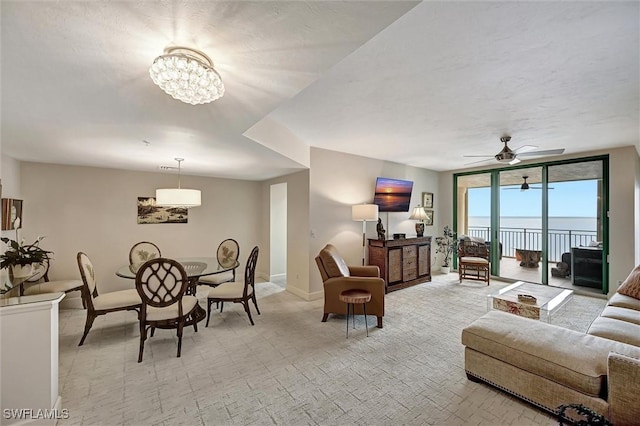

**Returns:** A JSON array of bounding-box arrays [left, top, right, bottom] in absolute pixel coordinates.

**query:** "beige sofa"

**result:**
[[462, 290, 640, 424]]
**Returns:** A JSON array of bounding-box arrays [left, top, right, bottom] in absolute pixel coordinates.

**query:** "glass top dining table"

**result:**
[[116, 257, 239, 294]]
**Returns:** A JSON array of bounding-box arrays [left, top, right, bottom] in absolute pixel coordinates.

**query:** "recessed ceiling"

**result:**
[[0, 1, 418, 180], [1, 1, 638, 179]]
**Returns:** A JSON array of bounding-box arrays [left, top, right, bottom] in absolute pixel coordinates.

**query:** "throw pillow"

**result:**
[[618, 264, 640, 299]]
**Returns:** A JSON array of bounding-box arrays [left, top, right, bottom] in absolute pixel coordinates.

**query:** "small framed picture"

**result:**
[[425, 209, 434, 226], [1, 198, 23, 230], [422, 192, 434, 209]]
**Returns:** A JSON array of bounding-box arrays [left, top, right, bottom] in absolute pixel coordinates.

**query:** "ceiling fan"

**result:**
[[502, 175, 554, 191], [464, 136, 565, 166]]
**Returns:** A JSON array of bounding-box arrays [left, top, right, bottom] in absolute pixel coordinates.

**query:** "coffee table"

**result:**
[[487, 281, 573, 322]]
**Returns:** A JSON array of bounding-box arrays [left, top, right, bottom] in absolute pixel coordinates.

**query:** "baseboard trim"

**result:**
[[286, 286, 323, 301]]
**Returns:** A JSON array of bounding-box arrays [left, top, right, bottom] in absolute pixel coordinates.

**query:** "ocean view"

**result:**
[[468, 216, 597, 231]]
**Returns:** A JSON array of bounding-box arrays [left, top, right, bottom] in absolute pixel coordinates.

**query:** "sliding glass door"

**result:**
[[454, 156, 608, 293], [498, 167, 543, 283]]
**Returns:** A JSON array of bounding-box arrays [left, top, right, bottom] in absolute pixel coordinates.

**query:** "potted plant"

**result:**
[[435, 225, 456, 274], [1, 222, 52, 289]]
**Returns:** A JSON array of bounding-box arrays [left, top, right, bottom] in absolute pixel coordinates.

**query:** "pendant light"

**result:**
[[156, 158, 201, 208]]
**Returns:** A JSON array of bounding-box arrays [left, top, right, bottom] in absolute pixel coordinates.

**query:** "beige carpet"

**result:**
[[57, 274, 606, 425]]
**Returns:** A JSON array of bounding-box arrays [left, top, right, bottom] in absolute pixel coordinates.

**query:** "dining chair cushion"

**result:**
[[146, 295, 198, 321], [460, 256, 490, 265], [93, 289, 142, 311], [24, 279, 83, 295], [199, 271, 234, 285], [207, 281, 253, 299]]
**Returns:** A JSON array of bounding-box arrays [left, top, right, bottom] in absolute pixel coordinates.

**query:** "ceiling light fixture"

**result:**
[[156, 158, 201, 208], [149, 46, 225, 105]]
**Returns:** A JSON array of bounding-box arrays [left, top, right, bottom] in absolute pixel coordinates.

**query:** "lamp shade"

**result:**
[[352, 204, 379, 221], [155, 188, 201, 208], [409, 205, 428, 221]]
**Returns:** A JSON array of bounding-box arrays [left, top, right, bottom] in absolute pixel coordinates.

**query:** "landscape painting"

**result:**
[[137, 197, 187, 224]]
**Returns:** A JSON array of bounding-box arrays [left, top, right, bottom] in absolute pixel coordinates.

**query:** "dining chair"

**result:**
[[76, 252, 142, 346], [23, 258, 86, 307], [135, 258, 203, 362], [129, 241, 161, 270], [198, 238, 239, 288], [206, 246, 260, 326]]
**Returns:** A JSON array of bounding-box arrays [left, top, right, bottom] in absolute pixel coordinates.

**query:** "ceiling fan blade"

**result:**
[[517, 148, 565, 156], [502, 186, 555, 190], [508, 158, 521, 165], [464, 158, 494, 166], [513, 145, 538, 154], [463, 155, 494, 158]]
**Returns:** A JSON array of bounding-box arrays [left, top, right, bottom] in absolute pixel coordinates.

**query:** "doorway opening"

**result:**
[[270, 183, 287, 288]]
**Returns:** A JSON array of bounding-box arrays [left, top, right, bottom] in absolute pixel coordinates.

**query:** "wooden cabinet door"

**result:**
[[388, 248, 403, 283], [418, 244, 430, 277]]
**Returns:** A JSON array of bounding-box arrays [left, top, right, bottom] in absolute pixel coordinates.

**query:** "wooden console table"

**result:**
[[368, 237, 431, 292]]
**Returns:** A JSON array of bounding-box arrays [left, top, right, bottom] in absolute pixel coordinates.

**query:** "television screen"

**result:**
[[373, 177, 414, 212]]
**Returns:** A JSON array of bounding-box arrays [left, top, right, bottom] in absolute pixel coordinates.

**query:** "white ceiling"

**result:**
[[2, 1, 638, 180]]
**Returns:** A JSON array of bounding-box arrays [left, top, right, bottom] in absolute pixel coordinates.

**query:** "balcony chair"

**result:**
[[76, 252, 142, 346], [206, 246, 260, 326], [135, 258, 204, 362], [315, 244, 385, 328], [23, 258, 85, 307], [458, 240, 490, 285], [199, 238, 239, 288]]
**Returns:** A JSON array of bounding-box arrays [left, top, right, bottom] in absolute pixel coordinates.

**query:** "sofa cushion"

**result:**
[[318, 244, 350, 278], [462, 310, 640, 397], [599, 306, 640, 326], [607, 292, 640, 311], [617, 265, 640, 299], [587, 316, 640, 347]]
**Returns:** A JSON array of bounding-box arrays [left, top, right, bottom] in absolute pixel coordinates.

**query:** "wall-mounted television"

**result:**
[[373, 177, 414, 212]]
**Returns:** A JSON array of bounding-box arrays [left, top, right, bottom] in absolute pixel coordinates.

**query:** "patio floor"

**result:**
[[497, 256, 605, 297]]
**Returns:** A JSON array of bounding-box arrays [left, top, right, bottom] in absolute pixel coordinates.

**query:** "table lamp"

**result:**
[[409, 205, 428, 237], [352, 204, 379, 265]]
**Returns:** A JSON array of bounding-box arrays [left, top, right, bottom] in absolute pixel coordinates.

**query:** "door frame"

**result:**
[[453, 155, 609, 293]]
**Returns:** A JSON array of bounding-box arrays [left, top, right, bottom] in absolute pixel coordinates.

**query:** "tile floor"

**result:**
[[57, 273, 606, 425]]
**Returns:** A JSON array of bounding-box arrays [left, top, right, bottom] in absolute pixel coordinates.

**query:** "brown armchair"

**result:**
[[458, 240, 490, 285], [315, 244, 385, 328]]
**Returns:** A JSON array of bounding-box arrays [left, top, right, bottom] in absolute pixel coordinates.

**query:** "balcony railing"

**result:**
[[467, 226, 598, 263]]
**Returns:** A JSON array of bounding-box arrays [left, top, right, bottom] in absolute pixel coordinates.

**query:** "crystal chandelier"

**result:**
[[149, 46, 225, 105]]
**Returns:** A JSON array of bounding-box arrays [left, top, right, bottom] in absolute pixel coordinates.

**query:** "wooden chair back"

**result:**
[[135, 258, 188, 309], [77, 252, 98, 310], [217, 239, 239, 268], [129, 242, 162, 265], [243, 246, 259, 298]]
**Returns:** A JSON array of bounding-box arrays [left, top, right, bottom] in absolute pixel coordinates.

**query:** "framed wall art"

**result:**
[[1, 198, 23, 230], [137, 197, 187, 224], [425, 209, 434, 226], [422, 192, 434, 209]]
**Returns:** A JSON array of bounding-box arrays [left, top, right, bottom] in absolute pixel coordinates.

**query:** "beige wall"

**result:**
[[439, 145, 640, 296], [18, 162, 266, 300], [309, 147, 440, 297]]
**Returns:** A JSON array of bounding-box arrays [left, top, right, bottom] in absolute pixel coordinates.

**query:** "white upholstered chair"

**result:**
[[206, 246, 260, 326], [198, 238, 239, 288], [135, 258, 203, 362], [76, 252, 142, 346], [24, 258, 85, 306]]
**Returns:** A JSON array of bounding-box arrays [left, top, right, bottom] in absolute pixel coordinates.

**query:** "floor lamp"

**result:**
[[352, 204, 379, 265]]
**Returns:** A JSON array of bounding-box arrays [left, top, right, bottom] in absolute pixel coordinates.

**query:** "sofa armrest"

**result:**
[[608, 352, 640, 425], [348, 265, 380, 277]]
